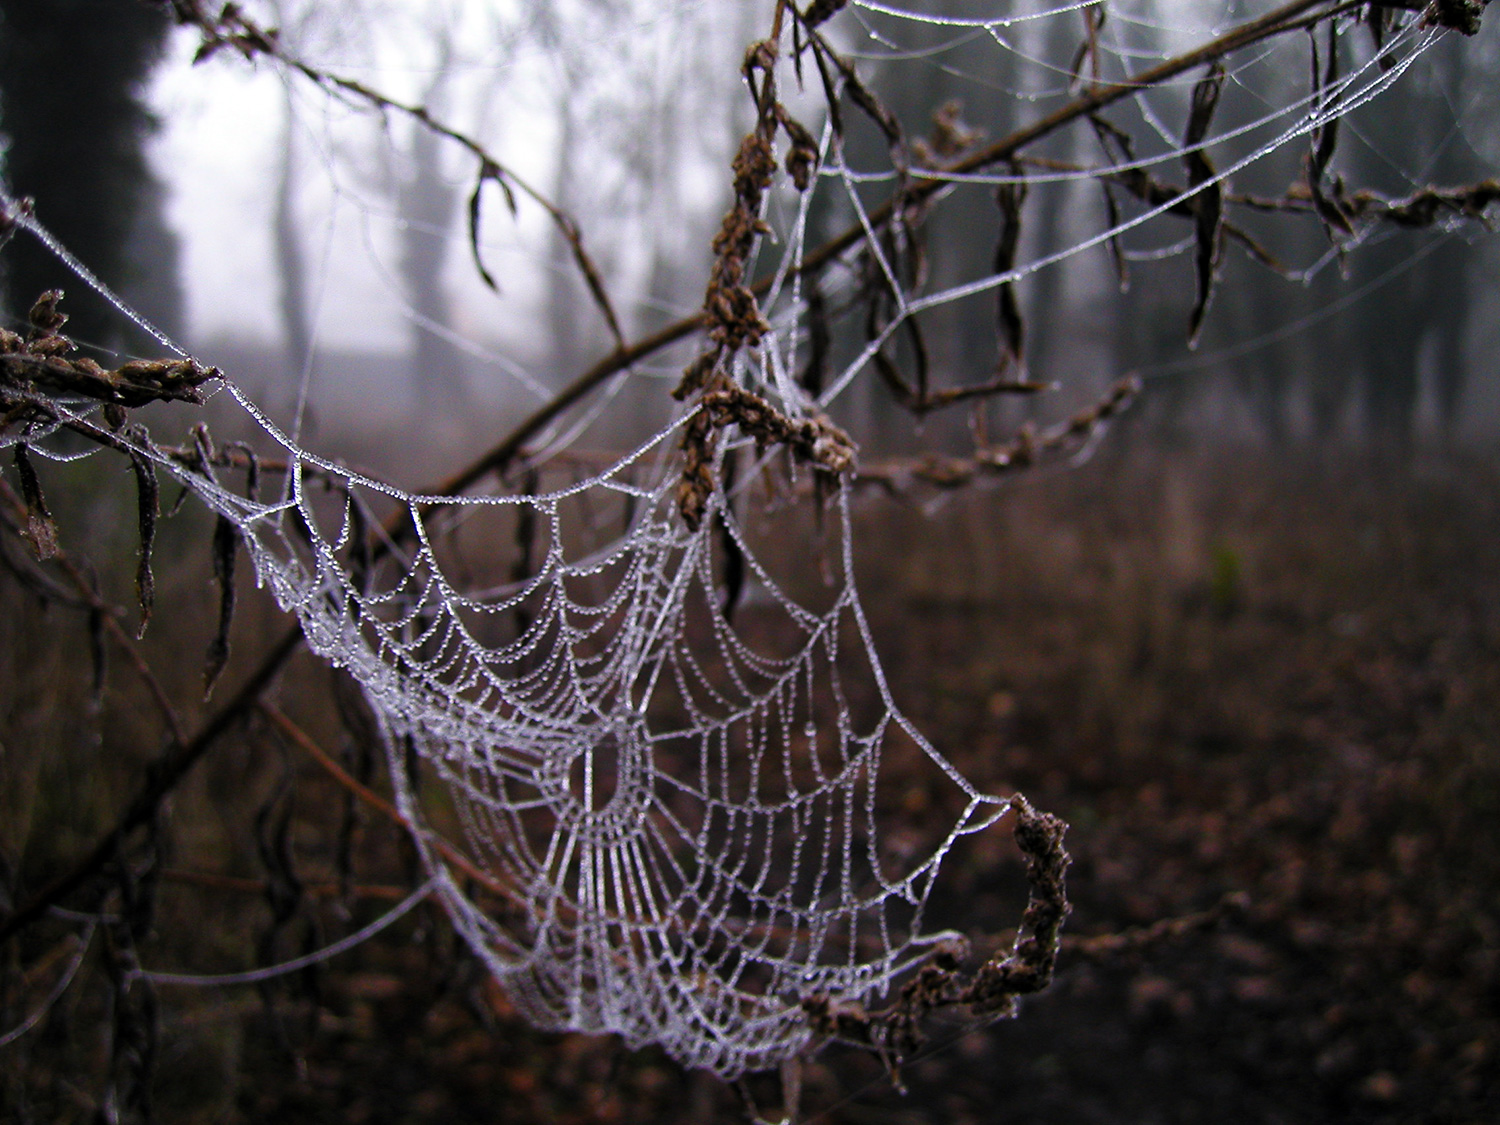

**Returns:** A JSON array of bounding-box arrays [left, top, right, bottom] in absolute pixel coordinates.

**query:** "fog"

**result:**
[[9, 0, 1500, 463], [143, 0, 762, 437]]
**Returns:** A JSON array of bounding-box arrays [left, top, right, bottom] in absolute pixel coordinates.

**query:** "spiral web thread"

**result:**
[[2, 335, 1008, 1076], [1, 0, 1468, 1079]]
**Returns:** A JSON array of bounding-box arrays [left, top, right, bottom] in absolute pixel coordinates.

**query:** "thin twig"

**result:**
[[257, 703, 517, 904]]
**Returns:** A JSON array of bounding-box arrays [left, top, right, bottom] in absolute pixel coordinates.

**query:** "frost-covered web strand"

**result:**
[[141, 881, 435, 988], [0, 925, 95, 1048], [814, 19, 1438, 408], [9, 209, 188, 359]]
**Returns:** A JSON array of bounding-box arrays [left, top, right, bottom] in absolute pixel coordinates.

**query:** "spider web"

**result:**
[[1, 0, 1476, 1081], [1, 281, 1007, 1075]]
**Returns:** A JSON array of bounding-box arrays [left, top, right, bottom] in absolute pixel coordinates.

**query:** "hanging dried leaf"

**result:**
[[227, 441, 262, 503], [836, 54, 904, 155], [1308, 22, 1340, 178], [719, 450, 745, 623], [1183, 63, 1226, 347], [466, 160, 515, 292], [12, 444, 58, 560], [808, 34, 844, 140], [1089, 116, 1132, 290], [204, 514, 237, 698], [191, 423, 219, 486], [129, 443, 159, 636], [1306, 22, 1355, 239], [994, 166, 1029, 371], [776, 105, 820, 191], [1100, 182, 1129, 290], [555, 209, 627, 350]]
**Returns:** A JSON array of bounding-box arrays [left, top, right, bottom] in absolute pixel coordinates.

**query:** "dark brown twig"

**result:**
[[803, 794, 1071, 1072]]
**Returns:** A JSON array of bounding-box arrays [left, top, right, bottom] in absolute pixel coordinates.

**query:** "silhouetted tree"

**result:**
[[0, 0, 181, 349]]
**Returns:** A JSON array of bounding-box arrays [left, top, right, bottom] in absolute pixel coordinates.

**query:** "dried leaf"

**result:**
[[557, 210, 626, 349], [13, 444, 58, 560], [718, 450, 745, 624], [808, 35, 844, 140], [191, 423, 220, 487], [777, 105, 820, 191], [129, 444, 159, 637], [205, 514, 237, 698], [1309, 23, 1340, 180], [466, 162, 508, 292], [798, 283, 830, 397], [994, 167, 1029, 370], [906, 315, 931, 406], [27, 289, 67, 339], [835, 52, 904, 154], [1306, 23, 1354, 239], [227, 441, 261, 503], [1184, 64, 1226, 347], [1100, 182, 1129, 290]]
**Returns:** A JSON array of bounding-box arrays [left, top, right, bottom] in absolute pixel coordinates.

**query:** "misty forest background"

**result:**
[[2, 1, 1500, 1123]]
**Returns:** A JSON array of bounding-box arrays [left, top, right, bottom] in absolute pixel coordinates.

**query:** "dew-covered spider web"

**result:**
[[1, 261, 1011, 1075], [2, 0, 1486, 1082]]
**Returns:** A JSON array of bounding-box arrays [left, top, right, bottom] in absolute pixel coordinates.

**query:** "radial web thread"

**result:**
[[3, 341, 1007, 1076]]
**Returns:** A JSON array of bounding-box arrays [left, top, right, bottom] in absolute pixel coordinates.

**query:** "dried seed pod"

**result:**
[[28, 334, 74, 358], [27, 289, 67, 336]]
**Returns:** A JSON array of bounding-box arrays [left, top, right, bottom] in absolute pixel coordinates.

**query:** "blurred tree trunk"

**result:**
[[1349, 34, 1477, 456], [273, 86, 312, 382], [545, 87, 585, 387], [0, 0, 181, 349], [397, 43, 467, 413]]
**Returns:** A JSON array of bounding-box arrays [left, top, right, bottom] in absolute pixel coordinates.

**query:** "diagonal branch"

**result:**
[[439, 0, 1355, 488]]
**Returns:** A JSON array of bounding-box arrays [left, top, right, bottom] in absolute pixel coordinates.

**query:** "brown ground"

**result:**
[[3, 443, 1499, 1123]]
